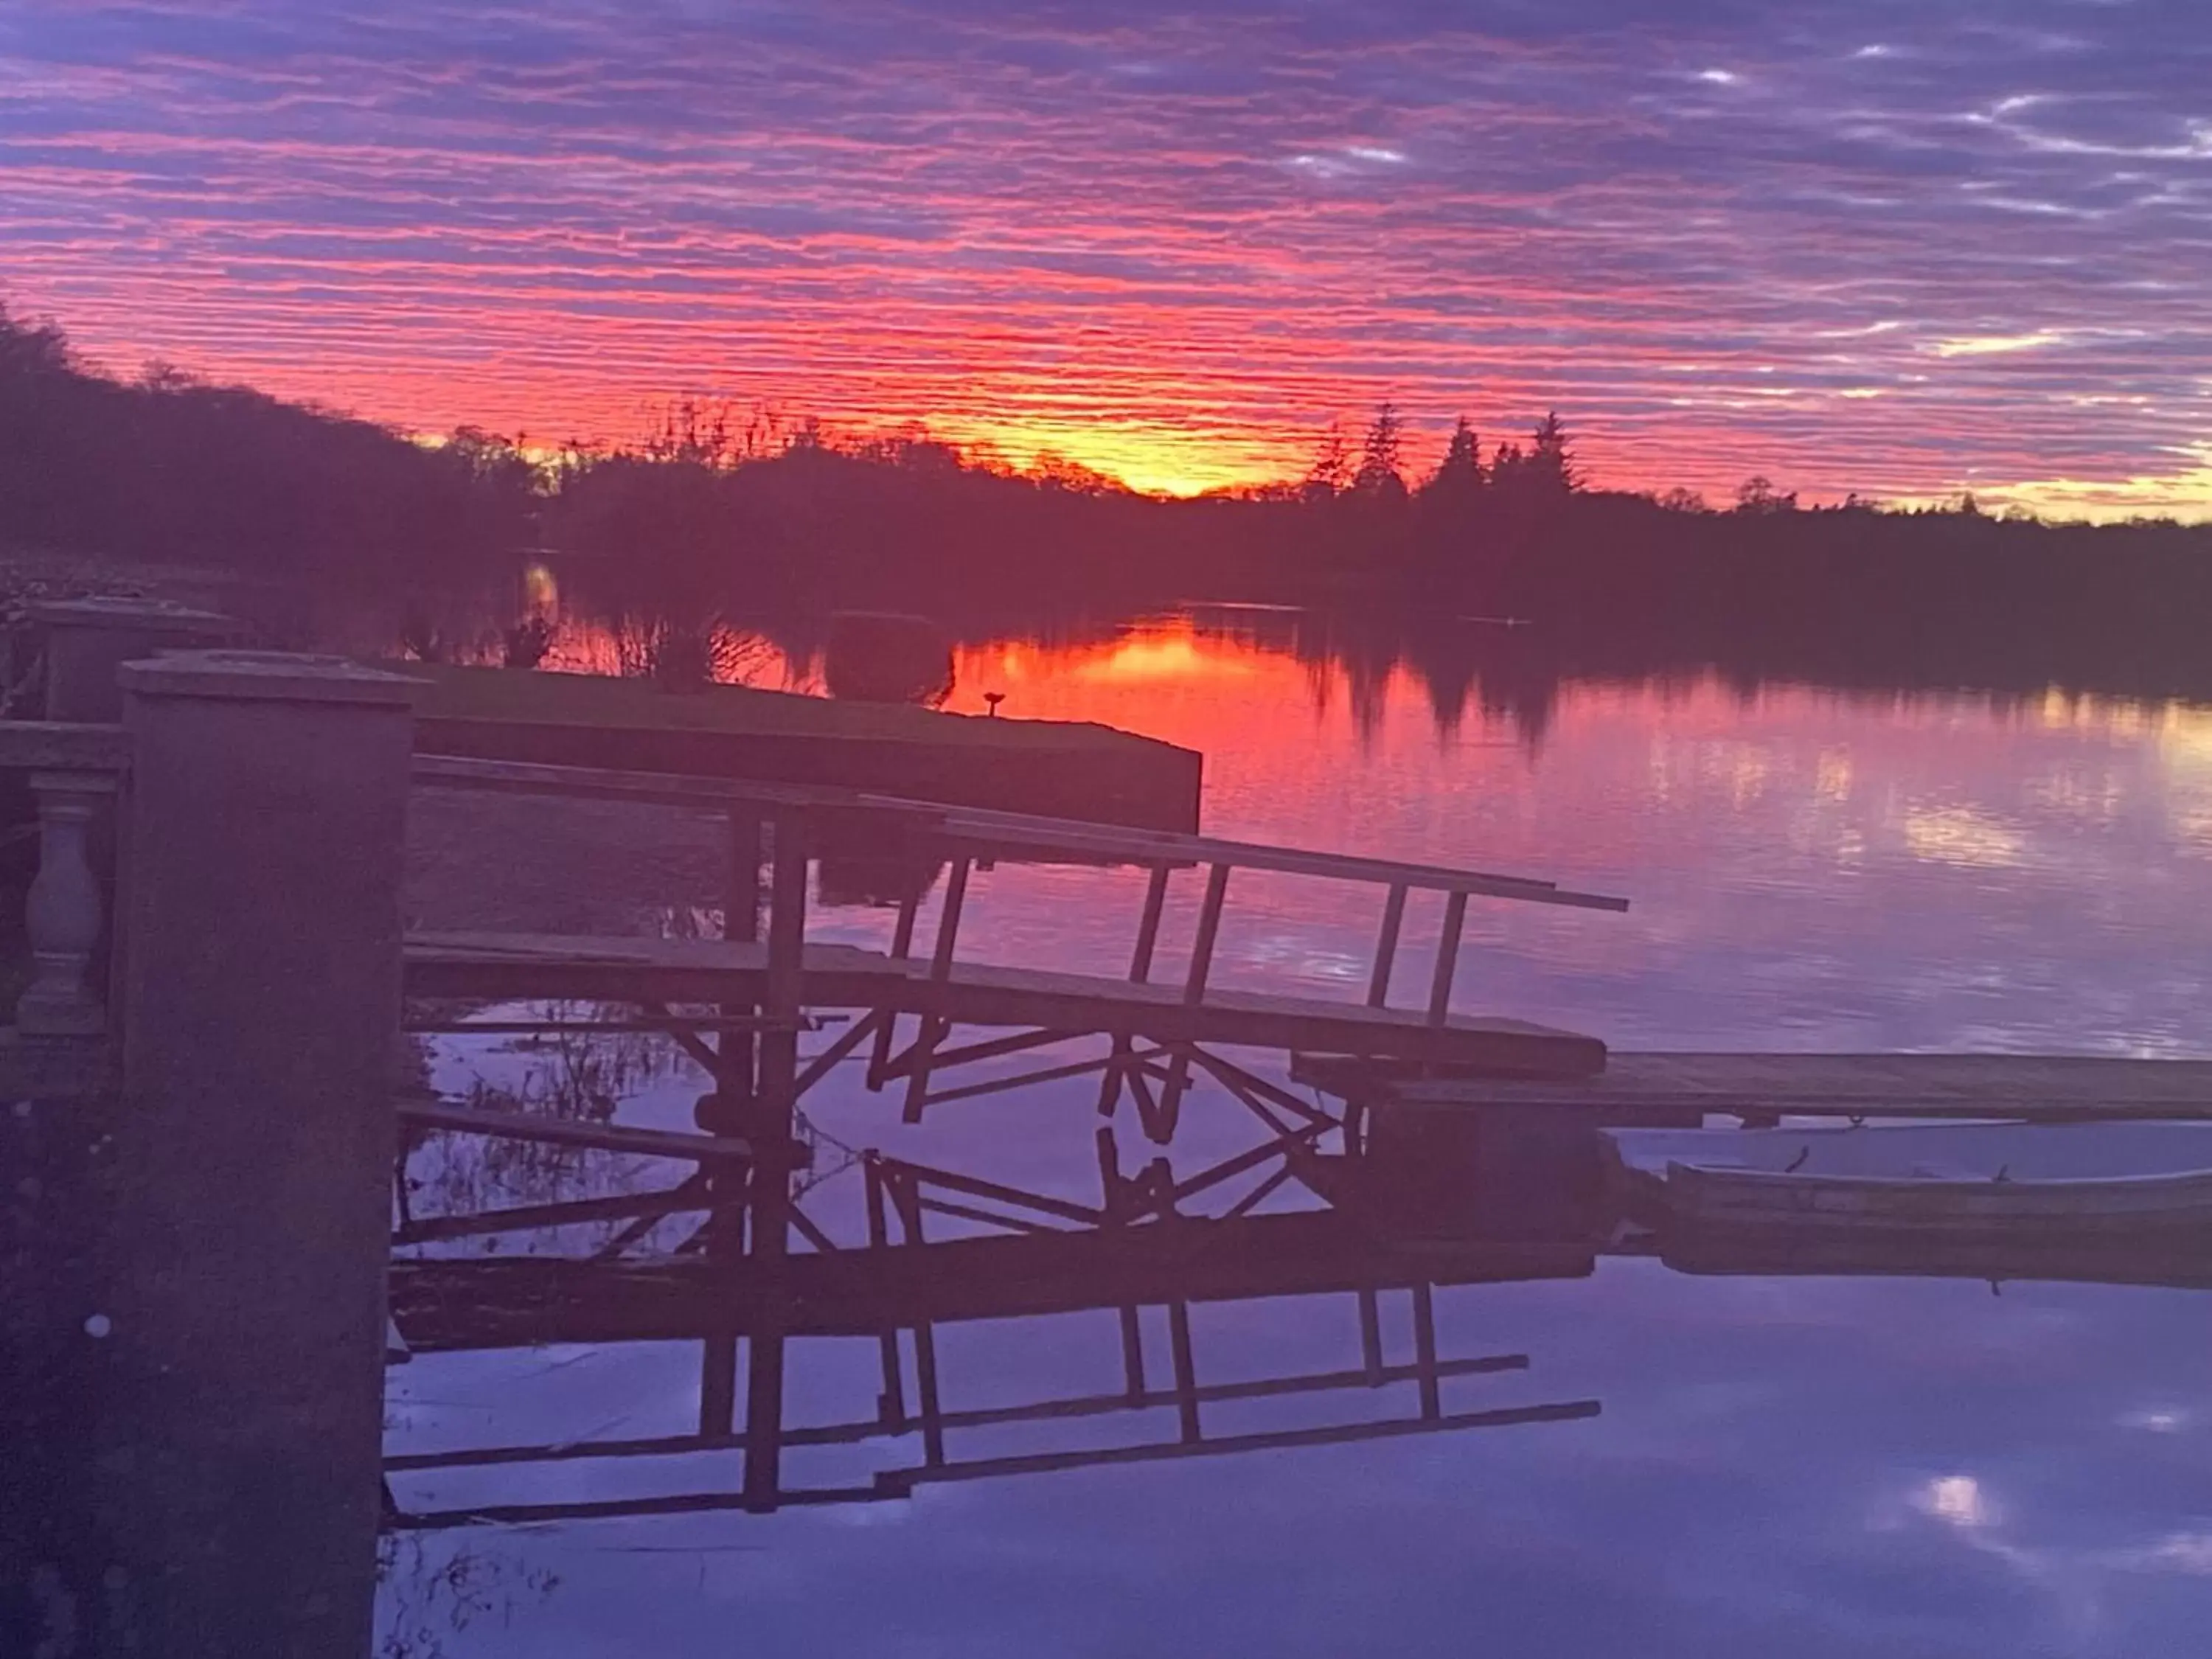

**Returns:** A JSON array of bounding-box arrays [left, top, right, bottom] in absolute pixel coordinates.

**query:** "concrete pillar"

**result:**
[[94, 651, 418, 1657], [27, 597, 240, 724]]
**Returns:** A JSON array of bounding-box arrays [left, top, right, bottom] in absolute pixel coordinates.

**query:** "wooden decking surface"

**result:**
[[404, 930, 1608, 1077], [1296, 1051, 2212, 1121]]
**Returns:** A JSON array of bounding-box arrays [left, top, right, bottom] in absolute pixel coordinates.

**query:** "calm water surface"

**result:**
[[383, 614, 2212, 1658]]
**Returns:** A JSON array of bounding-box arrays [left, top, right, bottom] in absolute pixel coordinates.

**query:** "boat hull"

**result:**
[[1663, 1160, 2212, 1236]]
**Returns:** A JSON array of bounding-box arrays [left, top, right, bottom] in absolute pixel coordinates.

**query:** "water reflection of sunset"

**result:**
[[979, 627, 1267, 692], [936, 616, 2212, 1058]]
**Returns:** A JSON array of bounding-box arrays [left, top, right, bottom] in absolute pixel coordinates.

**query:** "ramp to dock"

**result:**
[[406, 931, 1607, 1077], [406, 753, 1626, 1141]]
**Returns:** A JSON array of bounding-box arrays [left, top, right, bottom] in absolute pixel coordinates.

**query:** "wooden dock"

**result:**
[[406, 751, 1628, 1147], [1295, 1051, 2212, 1123]]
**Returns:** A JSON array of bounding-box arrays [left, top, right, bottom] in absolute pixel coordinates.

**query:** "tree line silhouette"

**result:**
[[0, 305, 536, 573], [6, 303, 2212, 706]]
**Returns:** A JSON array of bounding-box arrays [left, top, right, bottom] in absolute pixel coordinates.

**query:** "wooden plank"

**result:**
[[406, 932, 1608, 1077], [876, 1399, 1601, 1491], [1295, 1051, 2212, 1119], [396, 1099, 755, 1163], [413, 751, 944, 825], [902, 959, 1606, 1077]]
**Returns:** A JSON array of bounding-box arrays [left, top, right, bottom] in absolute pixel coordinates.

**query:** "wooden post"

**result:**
[[725, 810, 762, 945], [1098, 863, 1172, 1117], [1358, 1286, 1385, 1385], [15, 771, 116, 1035], [866, 888, 921, 1090], [742, 810, 808, 1512], [1367, 883, 1408, 1009], [700, 1324, 738, 1439], [1096, 1124, 1147, 1402], [701, 808, 763, 1137], [864, 1155, 905, 1427], [886, 1166, 947, 1467], [1131, 863, 1170, 981], [757, 810, 810, 1130], [1427, 890, 1469, 1026], [1152, 863, 1229, 1142], [1411, 1284, 1441, 1421], [1168, 1301, 1201, 1444], [1181, 863, 1231, 1006], [914, 1317, 947, 1468], [900, 855, 970, 1122]]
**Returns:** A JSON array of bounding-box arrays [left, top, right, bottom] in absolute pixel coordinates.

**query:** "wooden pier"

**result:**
[[1293, 1051, 2212, 1124], [405, 753, 1627, 1149]]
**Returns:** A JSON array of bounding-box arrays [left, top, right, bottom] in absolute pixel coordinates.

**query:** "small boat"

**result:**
[[1603, 1121, 2212, 1237]]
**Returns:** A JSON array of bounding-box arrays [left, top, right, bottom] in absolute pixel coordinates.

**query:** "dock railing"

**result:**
[[409, 751, 1628, 1135]]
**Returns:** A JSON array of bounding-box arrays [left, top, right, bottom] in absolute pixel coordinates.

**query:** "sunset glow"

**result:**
[[4, 2, 2211, 515]]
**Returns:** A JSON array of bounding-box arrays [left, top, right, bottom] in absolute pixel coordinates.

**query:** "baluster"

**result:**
[[1426, 890, 1470, 1027], [16, 770, 115, 1035], [1367, 883, 1408, 1008]]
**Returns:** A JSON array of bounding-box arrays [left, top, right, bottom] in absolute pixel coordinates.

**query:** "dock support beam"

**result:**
[[741, 810, 809, 1511], [97, 650, 418, 1658]]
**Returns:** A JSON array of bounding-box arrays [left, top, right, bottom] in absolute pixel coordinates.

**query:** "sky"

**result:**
[[2, 0, 2210, 515]]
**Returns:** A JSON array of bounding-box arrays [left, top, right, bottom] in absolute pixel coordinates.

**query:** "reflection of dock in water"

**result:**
[[389, 754, 1632, 1520], [386, 1209, 1601, 1523], [387, 751, 2212, 1526]]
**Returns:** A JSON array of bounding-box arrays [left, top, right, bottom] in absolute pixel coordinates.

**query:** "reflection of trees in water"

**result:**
[[374, 1533, 560, 1659], [403, 1004, 860, 1251], [403, 1005, 688, 1254], [231, 551, 2212, 757], [601, 610, 779, 689]]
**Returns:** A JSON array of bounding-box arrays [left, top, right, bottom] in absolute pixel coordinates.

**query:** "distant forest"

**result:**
[[7, 303, 2212, 703]]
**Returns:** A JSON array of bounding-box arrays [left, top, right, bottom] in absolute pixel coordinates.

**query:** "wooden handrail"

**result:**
[[409, 752, 1629, 914]]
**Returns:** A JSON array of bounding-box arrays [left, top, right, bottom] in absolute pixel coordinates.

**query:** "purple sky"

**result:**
[[3, 1, 2209, 514]]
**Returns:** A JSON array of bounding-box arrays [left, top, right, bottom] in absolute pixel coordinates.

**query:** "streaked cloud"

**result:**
[[1930, 333, 2070, 358], [0, 0, 2208, 514]]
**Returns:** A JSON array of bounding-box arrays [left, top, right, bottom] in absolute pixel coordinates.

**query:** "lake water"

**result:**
[[382, 611, 2212, 1658]]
